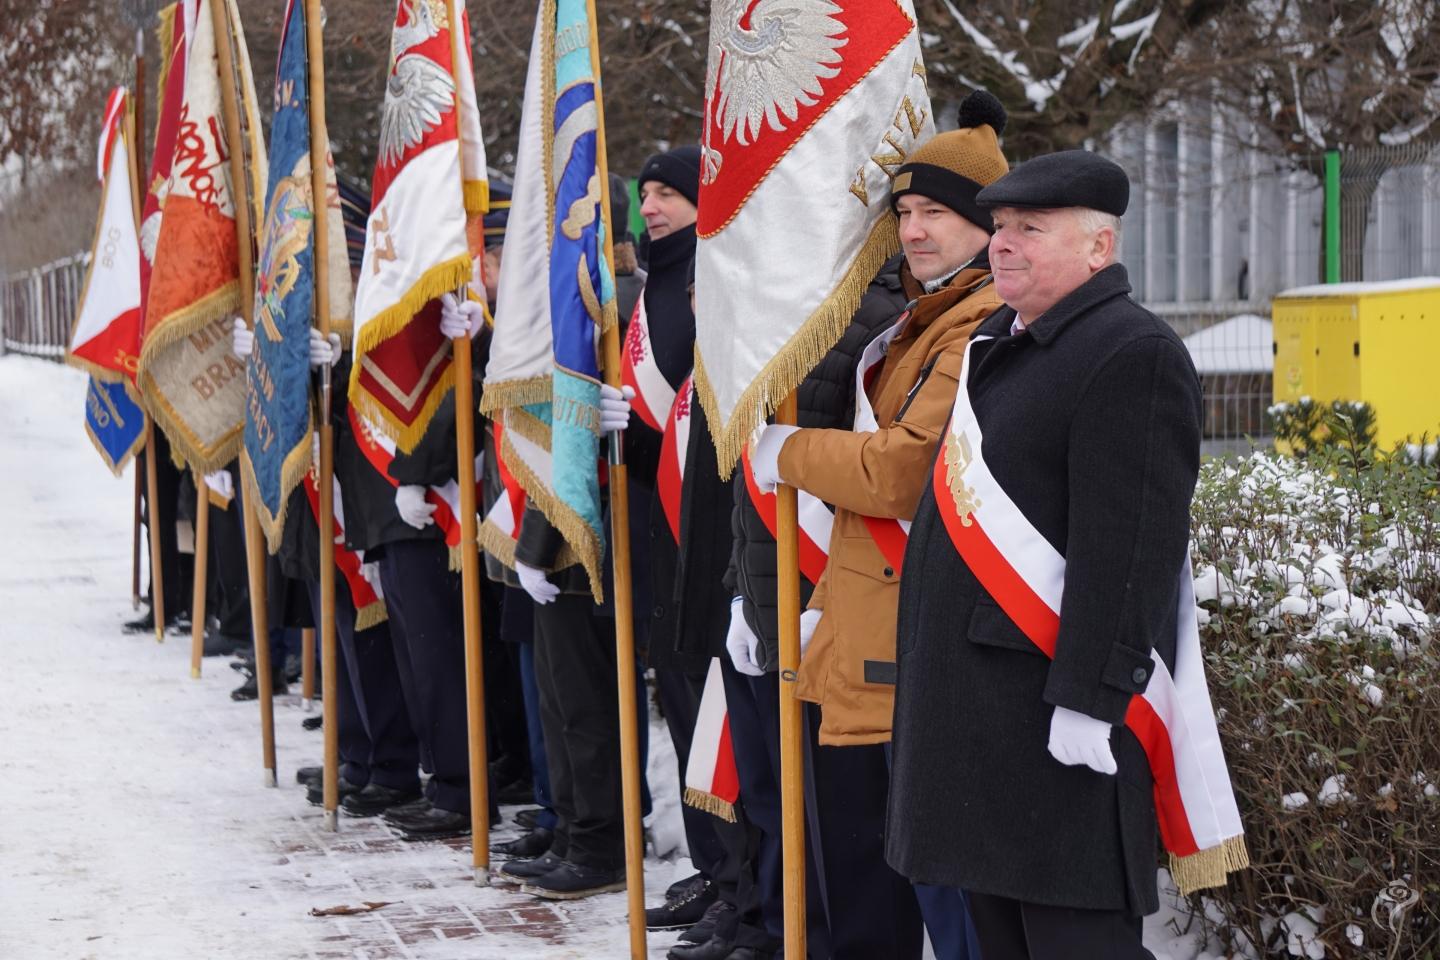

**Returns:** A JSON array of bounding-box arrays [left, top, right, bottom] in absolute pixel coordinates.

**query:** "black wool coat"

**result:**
[[884, 264, 1202, 917]]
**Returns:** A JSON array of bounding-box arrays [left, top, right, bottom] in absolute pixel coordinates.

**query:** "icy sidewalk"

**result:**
[[0, 357, 688, 960]]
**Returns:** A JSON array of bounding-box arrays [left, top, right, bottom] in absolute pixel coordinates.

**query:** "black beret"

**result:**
[[975, 150, 1129, 217]]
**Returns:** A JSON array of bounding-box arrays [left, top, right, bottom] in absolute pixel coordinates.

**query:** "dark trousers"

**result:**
[[484, 580, 531, 785], [805, 710, 926, 959], [655, 665, 746, 906], [377, 538, 471, 813], [532, 592, 624, 871], [207, 496, 250, 638], [140, 431, 187, 620], [967, 892, 1154, 960], [516, 638, 558, 831]]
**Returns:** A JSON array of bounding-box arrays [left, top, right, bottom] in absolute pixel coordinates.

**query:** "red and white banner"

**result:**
[[351, 0, 487, 450], [932, 335, 1248, 894], [656, 376, 694, 542], [301, 456, 388, 631], [69, 87, 144, 384], [693, 0, 933, 473], [683, 657, 741, 822], [481, 420, 527, 546], [619, 296, 675, 433]]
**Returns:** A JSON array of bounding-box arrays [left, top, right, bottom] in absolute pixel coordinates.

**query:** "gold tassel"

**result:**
[[683, 787, 737, 823], [1169, 835, 1251, 896], [463, 179, 490, 217], [693, 217, 899, 478], [354, 601, 388, 632]]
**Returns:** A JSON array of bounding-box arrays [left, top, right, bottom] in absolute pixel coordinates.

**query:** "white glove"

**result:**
[[394, 485, 436, 529], [311, 430, 321, 468], [749, 424, 800, 494], [1047, 706, 1117, 775], [359, 561, 382, 592], [232, 318, 254, 358], [204, 469, 234, 500], [515, 560, 560, 606], [309, 328, 343, 368], [439, 292, 485, 340], [799, 608, 821, 658], [599, 383, 634, 434], [726, 597, 764, 677]]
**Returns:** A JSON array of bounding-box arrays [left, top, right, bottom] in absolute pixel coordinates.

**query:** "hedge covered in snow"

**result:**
[[1184, 447, 1439, 958]]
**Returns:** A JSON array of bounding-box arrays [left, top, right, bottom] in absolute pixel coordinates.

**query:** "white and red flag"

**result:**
[[693, 0, 933, 472], [350, 0, 487, 451], [684, 658, 741, 822], [69, 88, 144, 384]]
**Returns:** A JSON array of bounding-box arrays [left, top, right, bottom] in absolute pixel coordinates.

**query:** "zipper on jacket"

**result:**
[[893, 356, 940, 423]]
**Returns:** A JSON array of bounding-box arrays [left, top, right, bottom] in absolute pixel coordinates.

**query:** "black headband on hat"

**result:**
[[638, 144, 702, 207], [890, 164, 989, 233]]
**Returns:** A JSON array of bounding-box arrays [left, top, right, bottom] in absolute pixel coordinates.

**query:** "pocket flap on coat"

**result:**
[[965, 595, 1043, 655]]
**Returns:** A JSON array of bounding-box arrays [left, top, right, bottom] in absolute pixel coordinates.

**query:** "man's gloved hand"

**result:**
[[309, 327, 343, 368], [515, 560, 560, 606], [726, 597, 764, 677], [359, 561, 382, 592], [799, 608, 822, 658], [204, 470, 234, 501], [1047, 705, 1117, 775], [599, 383, 634, 434], [394, 485, 436, 530], [232, 318, 254, 358], [749, 424, 800, 494], [439, 292, 485, 340]]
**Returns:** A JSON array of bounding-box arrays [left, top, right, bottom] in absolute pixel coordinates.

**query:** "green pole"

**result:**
[[1324, 149, 1341, 283]]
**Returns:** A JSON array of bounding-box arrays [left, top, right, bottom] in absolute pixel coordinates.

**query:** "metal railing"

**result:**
[[0, 252, 88, 361]]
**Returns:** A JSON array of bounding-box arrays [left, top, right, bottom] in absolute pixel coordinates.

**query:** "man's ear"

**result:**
[[1089, 225, 1116, 270]]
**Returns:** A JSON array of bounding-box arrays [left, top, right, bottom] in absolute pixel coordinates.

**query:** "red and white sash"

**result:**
[[619, 295, 676, 433], [484, 420, 528, 542], [740, 447, 833, 587], [301, 456, 388, 631], [656, 376, 694, 542], [931, 335, 1248, 894], [348, 407, 483, 554], [851, 317, 913, 572], [683, 657, 741, 822]]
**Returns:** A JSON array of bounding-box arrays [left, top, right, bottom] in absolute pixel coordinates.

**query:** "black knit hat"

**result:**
[[975, 150, 1130, 217], [638, 144, 702, 207], [890, 90, 1009, 232]]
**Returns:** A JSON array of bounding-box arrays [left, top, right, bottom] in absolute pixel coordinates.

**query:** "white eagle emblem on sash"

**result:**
[[944, 431, 981, 525]]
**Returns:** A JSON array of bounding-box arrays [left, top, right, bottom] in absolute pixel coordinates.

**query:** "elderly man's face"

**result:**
[[639, 181, 696, 241], [896, 194, 991, 284], [989, 207, 1114, 320]]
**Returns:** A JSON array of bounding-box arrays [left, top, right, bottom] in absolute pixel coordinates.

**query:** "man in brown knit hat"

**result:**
[[746, 90, 1010, 960]]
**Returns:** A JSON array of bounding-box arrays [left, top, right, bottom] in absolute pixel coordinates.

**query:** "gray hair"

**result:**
[[1072, 207, 1122, 263]]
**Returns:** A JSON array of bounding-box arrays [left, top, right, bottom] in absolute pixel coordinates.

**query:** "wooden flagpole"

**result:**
[[587, 2, 646, 952], [189, 473, 211, 678], [775, 392, 806, 958], [301, 627, 316, 708], [303, 0, 341, 831], [210, 0, 276, 785], [131, 28, 146, 613], [444, 0, 491, 885]]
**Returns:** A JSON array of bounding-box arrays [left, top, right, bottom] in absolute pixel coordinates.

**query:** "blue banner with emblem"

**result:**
[[242, 0, 315, 550], [84, 375, 147, 476]]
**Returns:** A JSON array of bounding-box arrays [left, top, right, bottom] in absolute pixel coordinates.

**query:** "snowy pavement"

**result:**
[[0, 356, 1213, 959]]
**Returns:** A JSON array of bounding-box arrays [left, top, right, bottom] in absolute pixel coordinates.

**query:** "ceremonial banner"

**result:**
[[301, 460, 388, 630], [84, 376, 147, 476], [693, 0, 933, 472], [242, 0, 353, 549], [481, 0, 615, 600], [139, 2, 187, 307], [350, 0, 488, 449], [138, 0, 267, 472], [69, 87, 144, 383]]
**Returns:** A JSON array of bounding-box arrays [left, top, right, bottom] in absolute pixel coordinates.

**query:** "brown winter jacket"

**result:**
[[782, 262, 1002, 745]]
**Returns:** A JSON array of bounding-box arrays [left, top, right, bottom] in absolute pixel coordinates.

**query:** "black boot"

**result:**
[[230, 660, 288, 701]]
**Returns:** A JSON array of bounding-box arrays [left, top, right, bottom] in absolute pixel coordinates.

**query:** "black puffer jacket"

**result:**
[[723, 253, 910, 670]]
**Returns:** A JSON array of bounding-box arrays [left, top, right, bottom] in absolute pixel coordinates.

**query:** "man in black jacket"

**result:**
[[886, 151, 1203, 960]]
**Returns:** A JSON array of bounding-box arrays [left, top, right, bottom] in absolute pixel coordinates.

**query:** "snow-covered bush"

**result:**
[[1188, 447, 1440, 958]]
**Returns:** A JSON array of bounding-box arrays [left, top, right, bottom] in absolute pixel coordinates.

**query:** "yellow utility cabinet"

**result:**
[[1272, 277, 1440, 447]]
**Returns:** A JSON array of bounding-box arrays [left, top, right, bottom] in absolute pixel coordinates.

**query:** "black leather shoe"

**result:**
[[203, 629, 245, 657], [494, 777, 535, 805], [295, 766, 321, 786], [512, 807, 543, 830], [393, 806, 470, 840], [301, 715, 322, 731], [382, 797, 433, 822], [497, 850, 563, 883], [494, 827, 553, 860], [521, 859, 625, 900], [341, 782, 422, 817], [646, 874, 716, 930], [679, 900, 735, 946], [667, 931, 735, 960], [231, 662, 288, 701], [306, 775, 365, 806]]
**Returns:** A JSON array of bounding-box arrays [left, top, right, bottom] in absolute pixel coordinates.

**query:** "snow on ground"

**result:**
[[0, 356, 1214, 959]]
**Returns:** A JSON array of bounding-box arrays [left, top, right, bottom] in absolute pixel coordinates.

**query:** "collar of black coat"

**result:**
[[978, 262, 1132, 345], [646, 222, 697, 273]]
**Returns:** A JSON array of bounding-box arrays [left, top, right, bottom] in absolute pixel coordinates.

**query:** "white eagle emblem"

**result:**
[[703, 0, 848, 180], [377, 0, 454, 169]]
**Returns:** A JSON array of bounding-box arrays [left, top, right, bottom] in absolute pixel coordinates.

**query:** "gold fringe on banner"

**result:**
[[239, 424, 314, 554], [477, 375, 551, 415], [683, 787, 737, 823], [82, 380, 148, 478], [154, 3, 180, 131], [347, 255, 473, 451], [1169, 835, 1251, 897], [354, 600, 389, 632], [693, 216, 900, 478]]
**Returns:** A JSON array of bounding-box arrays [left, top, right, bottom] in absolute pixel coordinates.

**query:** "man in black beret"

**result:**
[[885, 150, 1204, 959]]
